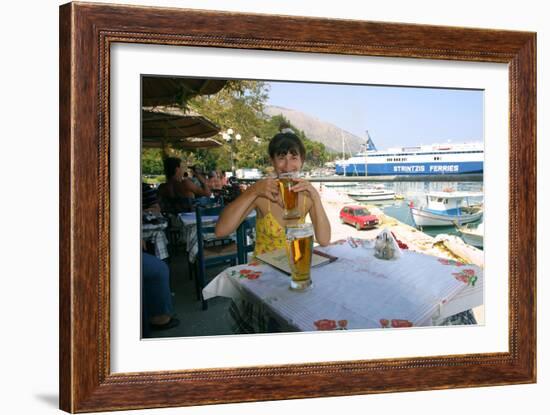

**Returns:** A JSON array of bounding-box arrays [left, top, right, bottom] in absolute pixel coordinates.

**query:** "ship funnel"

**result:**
[[366, 130, 377, 151]]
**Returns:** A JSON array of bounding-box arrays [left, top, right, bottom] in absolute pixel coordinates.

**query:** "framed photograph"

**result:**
[[59, 2, 536, 412]]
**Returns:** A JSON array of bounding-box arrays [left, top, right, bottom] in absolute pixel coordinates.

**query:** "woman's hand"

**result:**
[[290, 178, 319, 200], [291, 178, 331, 246], [251, 178, 281, 205]]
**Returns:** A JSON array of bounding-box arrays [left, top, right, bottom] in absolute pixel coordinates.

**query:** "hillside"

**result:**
[[264, 105, 365, 154]]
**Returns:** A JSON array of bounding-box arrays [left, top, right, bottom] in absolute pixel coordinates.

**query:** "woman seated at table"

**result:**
[[142, 252, 179, 336], [215, 128, 331, 254], [157, 157, 211, 213]]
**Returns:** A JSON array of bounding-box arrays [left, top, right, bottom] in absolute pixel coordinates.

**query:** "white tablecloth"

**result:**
[[178, 212, 220, 263], [203, 239, 484, 332], [178, 211, 256, 263]]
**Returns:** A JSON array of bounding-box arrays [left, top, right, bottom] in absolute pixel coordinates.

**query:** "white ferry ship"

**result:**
[[335, 132, 483, 176]]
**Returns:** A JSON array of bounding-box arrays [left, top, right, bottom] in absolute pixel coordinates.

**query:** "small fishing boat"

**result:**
[[323, 182, 359, 188], [347, 186, 396, 202], [456, 221, 484, 248], [410, 191, 483, 227]]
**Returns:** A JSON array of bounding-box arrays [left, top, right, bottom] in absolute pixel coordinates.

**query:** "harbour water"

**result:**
[[334, 181, 484, 239]]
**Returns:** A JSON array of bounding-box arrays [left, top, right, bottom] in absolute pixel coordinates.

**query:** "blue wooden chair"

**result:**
[[236, 215, 256, 265], [194, 205, 238, 310]]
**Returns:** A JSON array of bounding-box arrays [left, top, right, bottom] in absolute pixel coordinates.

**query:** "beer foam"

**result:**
[[285, 223, 313, 240]]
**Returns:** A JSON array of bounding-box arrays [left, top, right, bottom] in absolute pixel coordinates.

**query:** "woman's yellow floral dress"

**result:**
[[253, 197, 307, 256]]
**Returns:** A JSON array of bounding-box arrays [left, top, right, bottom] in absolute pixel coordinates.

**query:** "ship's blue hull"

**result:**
[[335, 161, 483, 176]]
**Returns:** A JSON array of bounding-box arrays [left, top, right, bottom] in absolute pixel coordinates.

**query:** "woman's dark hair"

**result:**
[[268, 132, 306, 161], [163, 157, 182, 179]]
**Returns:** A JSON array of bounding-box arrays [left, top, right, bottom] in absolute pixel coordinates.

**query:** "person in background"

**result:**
[[188, 166, 203, 188], [220, 171, 228, 187], [141, 182, 168, 258], [157, 157, 211, 212], [215, 129, 331, 254], [142, 252, 179, 336], [142, 182, 160, 213], [208, 170, 223, 190], [141, 182, 178, 336]]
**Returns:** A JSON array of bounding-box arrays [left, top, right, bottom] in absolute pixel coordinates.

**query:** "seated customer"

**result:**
[[207, 170, 223, 190], [215, 129, 331, 255], [142, 182, 161, 214], [142, 252, 179, 336], [157, 157, 211, 212]]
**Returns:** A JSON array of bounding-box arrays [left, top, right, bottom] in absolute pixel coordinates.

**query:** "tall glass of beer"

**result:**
[[278, 172, 300, 219], [285, 223, 314, 290]]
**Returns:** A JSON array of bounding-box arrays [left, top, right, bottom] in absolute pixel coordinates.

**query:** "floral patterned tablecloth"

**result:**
[[203, 239, 484, 332]]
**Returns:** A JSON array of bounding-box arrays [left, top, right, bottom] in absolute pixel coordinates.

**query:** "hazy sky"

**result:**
[[266, 81, 483, 150]]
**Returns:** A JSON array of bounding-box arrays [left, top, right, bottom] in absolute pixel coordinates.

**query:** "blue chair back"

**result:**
[[236, 215, 256, 265], [195, 204, 237, 310]]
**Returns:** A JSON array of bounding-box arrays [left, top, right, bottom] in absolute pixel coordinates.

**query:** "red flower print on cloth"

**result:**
[[314, 319, 349, 331], [391, 319, 413, 328], [247, 272, 261, 280], [314, 319, 337, 330], [438, 258, 465, 266], [380, 319, 413, 328], [452, 269, 478, 286], [238, 269, 262, 280]]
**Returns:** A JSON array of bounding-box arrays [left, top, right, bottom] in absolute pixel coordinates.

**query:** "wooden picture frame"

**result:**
[[59, 2, 536, 412]]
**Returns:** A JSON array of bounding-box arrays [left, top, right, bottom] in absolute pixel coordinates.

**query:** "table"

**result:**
[[203, 238, 484, 332], [178, 211, 256, 263], [142, 220, 169, 260], [178, 212, 224, 263]]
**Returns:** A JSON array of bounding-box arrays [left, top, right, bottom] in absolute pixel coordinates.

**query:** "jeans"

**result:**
[[142, 252, 173, 337]]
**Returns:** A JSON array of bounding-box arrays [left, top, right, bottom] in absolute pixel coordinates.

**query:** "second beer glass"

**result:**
[[285, 223, 314, 290]]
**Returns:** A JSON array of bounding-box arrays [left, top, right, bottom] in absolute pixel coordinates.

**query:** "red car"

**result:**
[[339, 205, 379, 230]]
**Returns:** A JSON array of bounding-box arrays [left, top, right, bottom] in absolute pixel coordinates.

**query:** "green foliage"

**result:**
[[189, 80, 269, 172], [141, 149, 164, 175], [141, 80, 335, 174]]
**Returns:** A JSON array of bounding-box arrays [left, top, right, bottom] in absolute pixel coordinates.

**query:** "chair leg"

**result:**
[[163, 257, 175, 295], [200, 259, 208, 310], [193, 261, 201, 301], [194, 261, 209, 310], [201, 292, 208, 311], [187, 256, 194, 281]]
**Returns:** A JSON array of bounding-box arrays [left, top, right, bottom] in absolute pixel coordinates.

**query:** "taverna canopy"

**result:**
[[142, 105, 222, 149], [142, 77, 227, 107]]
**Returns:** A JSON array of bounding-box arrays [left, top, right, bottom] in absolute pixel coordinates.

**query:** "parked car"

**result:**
[[339, 205, 379, 230]]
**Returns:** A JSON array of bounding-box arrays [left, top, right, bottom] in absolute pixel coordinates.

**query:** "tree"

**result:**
[[141, 148, 164, 175], [188, 80, 269, 171], [141, 79, 335, 176]]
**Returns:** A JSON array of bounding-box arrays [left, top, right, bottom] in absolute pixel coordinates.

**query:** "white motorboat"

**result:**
[[410, 191, 483, 227], [323, 182, 359, 188], [457, 221, 484, 248], [347, 186, 396, 202]]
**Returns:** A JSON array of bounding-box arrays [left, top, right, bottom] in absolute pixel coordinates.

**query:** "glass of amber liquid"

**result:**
[[285, 223, 314, 290], [278, 172, 300, 219]]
